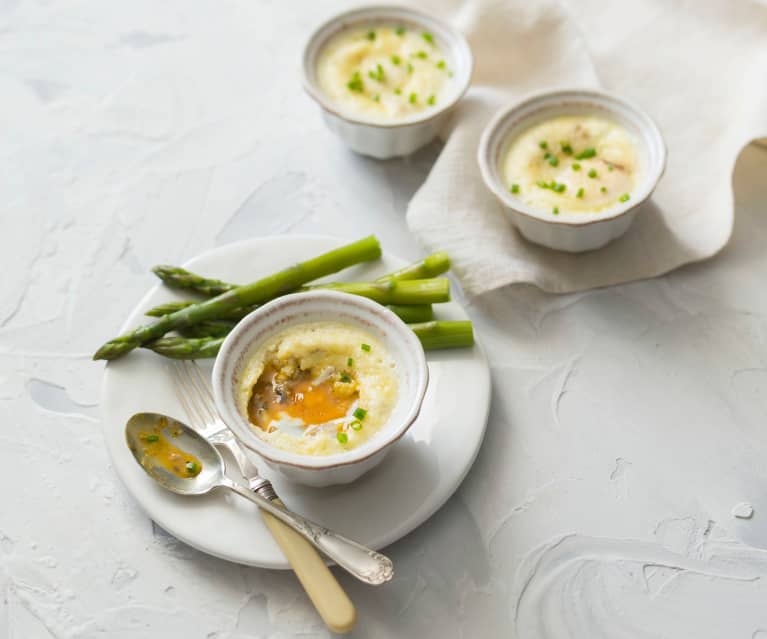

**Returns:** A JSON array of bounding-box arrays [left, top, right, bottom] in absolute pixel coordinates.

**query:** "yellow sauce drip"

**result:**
[[247, 366, 357, 432], [138, 427, 202, 478]]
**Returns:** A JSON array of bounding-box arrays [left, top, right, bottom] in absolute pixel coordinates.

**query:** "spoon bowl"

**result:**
[[125, 412, 225, 496]]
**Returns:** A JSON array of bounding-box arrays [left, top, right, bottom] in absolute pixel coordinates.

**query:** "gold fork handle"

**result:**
[[261, 502, 356, 634]]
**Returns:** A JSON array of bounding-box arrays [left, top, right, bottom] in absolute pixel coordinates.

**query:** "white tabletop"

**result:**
[[3, 1, 767, 637]]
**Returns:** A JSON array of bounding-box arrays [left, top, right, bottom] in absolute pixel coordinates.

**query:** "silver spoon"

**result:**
[[125, 412, 393, 585]]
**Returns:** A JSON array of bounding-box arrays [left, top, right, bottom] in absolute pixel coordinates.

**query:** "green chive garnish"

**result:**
[[436, 60, 446, 70], [619, 193, 630, 202], [588, 169, 598, 179], [347, 71, 364, 93], [576, 188, 584, 198], [554, 182, 566, 193], [413, 51, 428, 59], [547, 154, 559, 167], [407, 62, 414, 73], [366, 30, 376, 41], [511, 183, 520, 194], [347, 357, 354, 367], [361, 343, 371, 352], [572, 162, 581, 171], [391, 55, 401, 65], [395, 26, 406, 36], [409, 92, 417, 104], [143, 434, 159, 442], [422, 32, 434, 44], [394, 88, 402, 95], [608, 164, 614, 171], [353, 407, 367, 420], [575, 147, 596, 160], [600, 186, 607, 193], [561, 141, 573, 155], [427, 94, 436, 106], [337, 432, 348, 444], [368, 63, 385, 82], [340, 374, 351, 383], [553, 207, 560, 215], [185, 461, 199, 475], [539, 141, 548, 150], [350, 420, 363, 431]]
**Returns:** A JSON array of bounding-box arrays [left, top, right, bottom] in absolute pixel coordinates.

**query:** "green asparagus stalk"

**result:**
[[145, 252, 451, 316], [145, 301, 247, 319], [307, 279, 449, 305], [145, 320, 473, 359], [408, 321, 474, 350], [177, 320, 237, 338], [151, 266, 234, 296], [375, 252, 450, 282], [387, 304, 434, 323], [177, 304, 434, 338], [93, 236, 382, 360]]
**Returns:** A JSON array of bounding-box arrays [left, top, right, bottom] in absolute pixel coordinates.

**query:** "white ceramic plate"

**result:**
[[101, 235, 491, 569]]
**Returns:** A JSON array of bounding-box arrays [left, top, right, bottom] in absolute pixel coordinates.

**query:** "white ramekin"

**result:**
[[302, 5, 473, 159], [212, 291, 429, 487], [478, 88, 667, 253]]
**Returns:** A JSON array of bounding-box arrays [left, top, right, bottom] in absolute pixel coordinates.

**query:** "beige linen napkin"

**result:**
[[406, 0, 767, 294]]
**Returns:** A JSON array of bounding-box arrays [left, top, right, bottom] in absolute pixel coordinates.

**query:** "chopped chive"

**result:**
[[350, 420, 363, 431], [547, 154, 559, 167], [619, 193, 631, 202], [391, 54, 401, 65], [347, 71, 364, 93], [511, 183, 520, 194], [347, 357, 354, 367], [572, 162, 581, 171], [368, 63, 385, 82], [143, 434, 160, 442], [394, 88, 402, 95], [409, 92, 417, 104], [588, 169, 598, 179], [340, 374, 352, 383], [422, 32, 434, 44], [608, 165, 614, 172], [413, 50, 428, 59], [361, 343, 371, 352], [372, 94, 380, 102], [436, 60, 446, 70], [366, 30, 376, 41], [539, 140, 548, 150], [553, 182, 566, 193], [600, 186, 607, 193], [427, 94, 436, 106], [561, 141, 573, 155], [185, 461, 200, 474], [575, 147, 597, 160], [407, 62, 414, 74], [337, 432, 348, 444], [353, 407, 367, 420], [553, 206, 560, 215], [576, 187, 584, 198], [395, 26, 406, 36]]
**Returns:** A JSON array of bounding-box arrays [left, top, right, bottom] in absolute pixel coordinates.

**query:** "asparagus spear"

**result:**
[[93, 236, 382, 361], [145, 252, 451, 316], [145, 301, 247, 319], [306, 279, 449, 305], [151, 266, 234, 296], [177, 304, 435, 338], [146, 320, 473, 359], [409, 321, 474, 350]]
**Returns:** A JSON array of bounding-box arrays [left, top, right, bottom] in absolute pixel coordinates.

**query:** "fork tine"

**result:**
[[182, 361, 219, 424], [170, 363, 204, 429], [188, 361, 216, 405], [172, 361, 215, 429]]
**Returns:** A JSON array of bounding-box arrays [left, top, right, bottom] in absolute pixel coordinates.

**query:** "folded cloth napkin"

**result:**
[[406, 0, 767, 294]]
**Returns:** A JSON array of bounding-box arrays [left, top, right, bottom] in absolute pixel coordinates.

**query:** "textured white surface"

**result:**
[[2, 0, 767, 637]]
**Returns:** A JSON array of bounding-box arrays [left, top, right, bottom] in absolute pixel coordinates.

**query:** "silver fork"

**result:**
[[169, 360, 394, 588], [172, 360, 276, 501]]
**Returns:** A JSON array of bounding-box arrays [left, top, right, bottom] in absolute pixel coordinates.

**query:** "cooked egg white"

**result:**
[[502, 116, 641, 215], [316, 25, 452, 122]]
